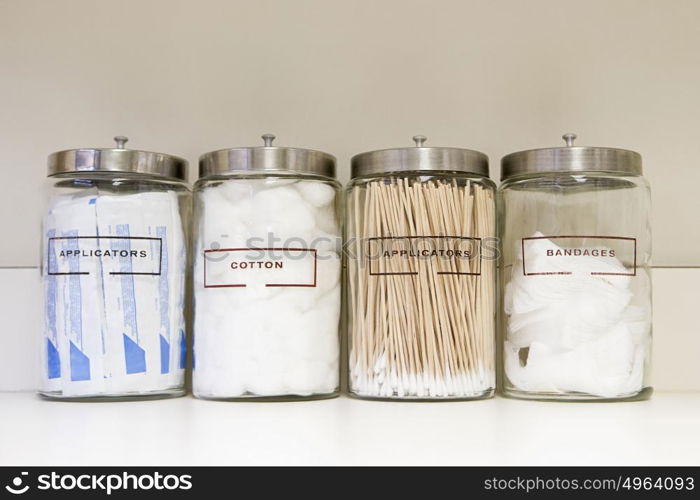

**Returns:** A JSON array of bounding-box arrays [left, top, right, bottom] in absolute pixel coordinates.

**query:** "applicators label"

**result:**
[[521, 235, 637, 276], [47, 236, 163, 276], [203, 247, 317, 288], [367, 236, 481, 276]]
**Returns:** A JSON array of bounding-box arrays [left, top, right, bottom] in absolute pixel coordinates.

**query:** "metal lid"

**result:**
[[198, 134, 336, 179], [47, 136, 188, 181], [351, 135, 489, 178], [501, 133, 643, 180]]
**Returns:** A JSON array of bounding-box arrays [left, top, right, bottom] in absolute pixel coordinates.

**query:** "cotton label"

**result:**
[[203, 247, 317, 288]]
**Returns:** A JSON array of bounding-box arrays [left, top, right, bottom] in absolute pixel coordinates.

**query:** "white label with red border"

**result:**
[[521, 235, 637, 277], [203, 247, 317, 288]]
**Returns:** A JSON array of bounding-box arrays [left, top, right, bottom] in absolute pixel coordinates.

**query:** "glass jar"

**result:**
[[41, 136, 190, 400], [193, 134, 341, 400], [499, 133, 652, 401], [347, 136, 496, 400]]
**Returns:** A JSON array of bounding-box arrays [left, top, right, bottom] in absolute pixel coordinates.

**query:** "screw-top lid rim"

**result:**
[[198, 134, 336, 179], [501, 133, 642, 180], [351, 136, 489, 178], [47, 136, 188, 181]]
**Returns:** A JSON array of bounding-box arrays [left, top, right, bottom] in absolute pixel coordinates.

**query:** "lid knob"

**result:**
[[262, 133, 276, 147], [114, 136, 129, 149], [562, 133, 577, 147], [412, 135, 427, 147]]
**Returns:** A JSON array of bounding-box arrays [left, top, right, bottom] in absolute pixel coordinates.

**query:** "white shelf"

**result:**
[[0, 391, 698, 466], [2, 266, 698, 465]]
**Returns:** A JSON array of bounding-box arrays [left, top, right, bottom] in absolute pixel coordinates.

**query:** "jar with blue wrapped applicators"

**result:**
[[41, 136, 190, 400]]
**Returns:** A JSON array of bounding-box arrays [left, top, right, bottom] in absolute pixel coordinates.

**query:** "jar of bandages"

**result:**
[[193, 134, 341, 400], [499, 133, 652, 401], [347, 136, 496, 400], [41, 136, 190, 400]]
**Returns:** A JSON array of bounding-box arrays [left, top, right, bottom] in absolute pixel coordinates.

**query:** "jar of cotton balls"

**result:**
[[499, 133, 652, 401], [347, 136, 497, 400], [193, 134, 341, 400], [41, 136, 190, 400]]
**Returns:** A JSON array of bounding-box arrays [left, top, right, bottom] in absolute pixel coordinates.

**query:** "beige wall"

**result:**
[[1, 0, 699, 267]]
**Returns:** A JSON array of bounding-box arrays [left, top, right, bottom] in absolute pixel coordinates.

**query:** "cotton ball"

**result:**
[[218, 180, 257, 205], [264, 296, 313, 335], [194, 360, 246, 398], [243, 281, 285, 303], [199, 183, 233, 217], [306, 289, 341, 361], [252, 186, 315, 237], [229, 197, 255, 228], [194, 178, 340, 399], [196, 254, 229, 286], [215, 183, 255, 231], [308, 287, 341, 332], [200, 188, 253, 248], [248, 375, 284, 397], [193, 315, 249, 398], [250, 353, 287, 396], [283, 326, 318, 365], [275, 286, 318, 313], [193, 287, 233, 316], [200, 223, 251, 253], [308, 232, 342, 255], [285, 365, 317, 396], [323, 363, 340, 390], [286, 360, 332, 395], [315, 252, 341, 295], [315, 204, 341, 236], [296, 181, 337, 208], [316, 332, 340, 370]]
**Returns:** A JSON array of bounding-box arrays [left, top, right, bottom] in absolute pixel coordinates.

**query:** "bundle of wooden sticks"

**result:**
[[348, 177, 495, 398]]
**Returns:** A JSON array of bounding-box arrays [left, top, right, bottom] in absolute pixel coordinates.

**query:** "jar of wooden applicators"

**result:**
[[346, 136, 496, 400]]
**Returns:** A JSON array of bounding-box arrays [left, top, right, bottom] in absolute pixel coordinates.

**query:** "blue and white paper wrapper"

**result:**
[[42, 190, 186, 397]]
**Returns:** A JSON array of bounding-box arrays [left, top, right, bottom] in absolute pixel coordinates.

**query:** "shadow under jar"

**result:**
[[40, 137, 190, 401], [347, 136, 496, 400], [499, 134, 652, 401], [192, 134, 341, 401]]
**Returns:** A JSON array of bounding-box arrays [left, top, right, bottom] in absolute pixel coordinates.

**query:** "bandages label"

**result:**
[[47, 236, 163, 276], [521, 235, 637, 276], [367, 236, 481, 276], [203, 247, 318, 288]]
